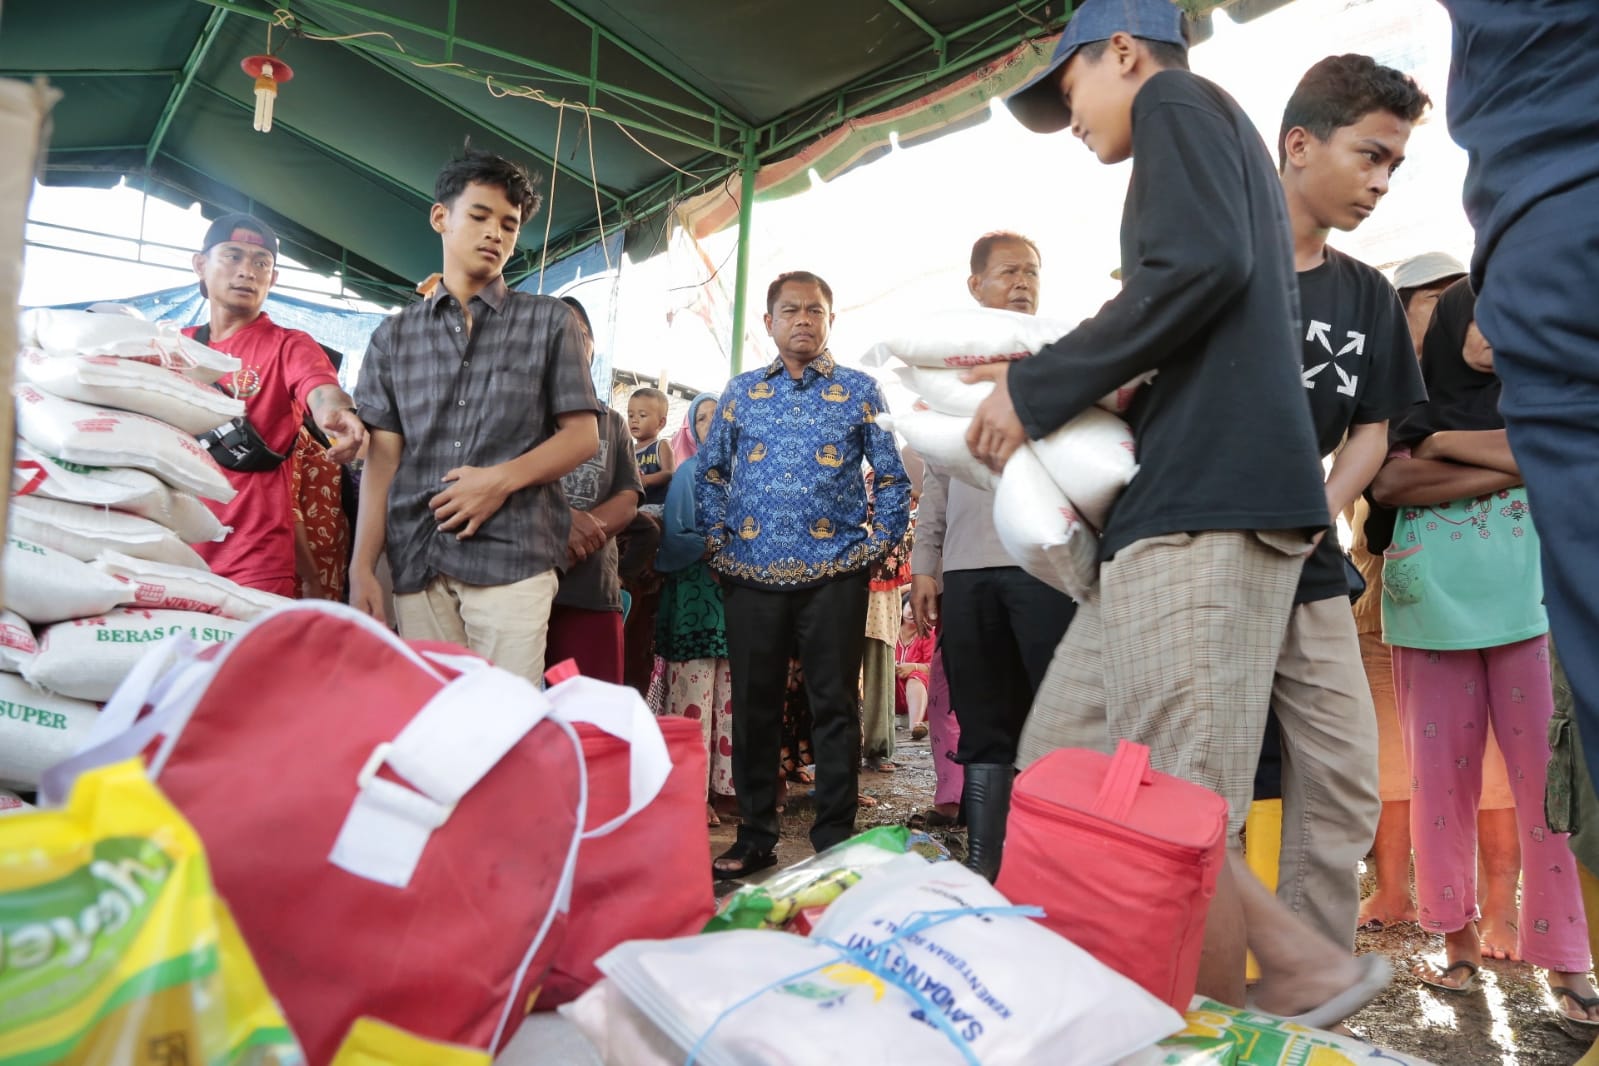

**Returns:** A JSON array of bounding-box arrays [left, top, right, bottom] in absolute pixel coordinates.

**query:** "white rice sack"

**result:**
[[26, 608, 247, 703], [563, 980, 683, 1066], [597, 856, 1181, 1066], [862, 306, 1074, 369], [0, 789, 35, 815], [9, 496, 209, 571], [1096, 370, 1158, 414], [1029, 407, 1138, 532], [16, 347, 243, 434], [13, 439, 227, 544], [14, 386, 236, 502], [94, 551, 289, 621], [893, 365, 993, 417], [993, 445, 1101, 602], [0, 609, 37, 673], [0, 672, 99, 789], [898, 363, 1155, 419], [1, 535, 130, 624], [875, 409, 996, 491], [20, 308, 239, 384]]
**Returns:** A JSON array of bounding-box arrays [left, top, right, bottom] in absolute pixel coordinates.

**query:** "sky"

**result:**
[[20, 0, 1469, 404]]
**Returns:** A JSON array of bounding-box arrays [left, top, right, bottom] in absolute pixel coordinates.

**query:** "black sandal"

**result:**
[[712, 841, 778, 881]]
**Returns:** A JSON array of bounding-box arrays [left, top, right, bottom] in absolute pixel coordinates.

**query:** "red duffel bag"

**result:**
[[42, 603, 672, 1064], [534, 661, 715, 1009], [995, 739, 1227, 1010]]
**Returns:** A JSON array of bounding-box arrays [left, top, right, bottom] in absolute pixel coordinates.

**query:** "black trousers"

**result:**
[[723, 573, 868, 853], [942, 566, 1075, 766]]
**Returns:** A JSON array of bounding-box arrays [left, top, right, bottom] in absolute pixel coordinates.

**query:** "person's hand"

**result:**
[[317, 407, 367, 465], [568, 508, 607, 564], [895, 663, 914, 678], [910, 574, 940, 636], [429, 465, 513, 540], [348, 567, 387, 626], [963, 363, 1027, 473]]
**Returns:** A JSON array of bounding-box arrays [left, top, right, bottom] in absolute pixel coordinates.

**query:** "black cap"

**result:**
[[200, 212, 280, 261]]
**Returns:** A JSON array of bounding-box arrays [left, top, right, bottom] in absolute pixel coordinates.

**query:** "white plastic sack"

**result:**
[[14, 386, 236, 502], [562, 980, 683, 1066], [16, 347, 243, 434], [1029, 407, 1138, 532], [13, 439, 227, 544], [26, 608, 246, 702], [0, 789, 34, 815], [1, 534, 130, 624], [993, 446, 1101, 602], [20, 307, 240, 384], [862, 306, 1074, 368], [876, 409, 996, 491], [94, 551, 289, 621], [9, 495, 208, 570], [596, 856, 1182, 1066], [896, 363, 1155, 418], [0, 672, 99, 789], [0, 608, 36, 673], [893, 366, 993, 417]]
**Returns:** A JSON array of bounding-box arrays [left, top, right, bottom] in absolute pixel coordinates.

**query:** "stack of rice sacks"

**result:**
[[864, 307, 1151, 602], [2, 308, 291, 790]]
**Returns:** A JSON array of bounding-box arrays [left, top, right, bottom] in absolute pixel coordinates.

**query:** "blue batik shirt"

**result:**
[[695, 350, 910, 589]]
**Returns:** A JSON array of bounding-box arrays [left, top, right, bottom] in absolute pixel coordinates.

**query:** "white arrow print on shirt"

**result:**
[[1301, 320, 1362, 396]]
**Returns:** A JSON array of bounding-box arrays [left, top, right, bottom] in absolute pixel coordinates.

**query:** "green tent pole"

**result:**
[[727, 132, 758, 377]]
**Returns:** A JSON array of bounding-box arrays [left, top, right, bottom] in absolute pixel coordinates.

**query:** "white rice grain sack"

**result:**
[[892, 365, 993, 416], [9, 495, 208, 570], [26, 608, 247, 703], [861, 306, 1074, 368], [2, 535, 130, 624], [0, 789, 34, 815], [0, 609, 36, 673], [1028, 407, 1138, 532], [14, 386, 236, 502], [993, 446, 1101, 601], [20, 307, 239, 383], [16, 347, 243, 434], [875, 409, 996, 491], [94, 551, 289, 621], [13, 440, 227, 544], [0, 672, 99, 789], [1095, 370, 1158, 415]]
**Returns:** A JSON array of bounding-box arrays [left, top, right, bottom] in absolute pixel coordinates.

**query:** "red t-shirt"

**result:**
[[182, 314, 340, 591]]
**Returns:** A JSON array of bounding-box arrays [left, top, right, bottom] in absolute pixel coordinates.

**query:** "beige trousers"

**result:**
[[393, 570, 559, 685]]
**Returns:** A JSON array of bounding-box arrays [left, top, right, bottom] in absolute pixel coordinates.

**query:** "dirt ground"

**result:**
[[709, 728, 1596, 1066]]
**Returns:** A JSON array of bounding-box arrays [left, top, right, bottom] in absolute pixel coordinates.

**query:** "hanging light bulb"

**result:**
[[241, 55, 294, 133]]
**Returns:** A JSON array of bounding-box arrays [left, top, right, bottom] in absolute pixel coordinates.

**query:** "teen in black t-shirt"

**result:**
[[983, 0, 1386, 1024], [1258, 54, 1430, 961]]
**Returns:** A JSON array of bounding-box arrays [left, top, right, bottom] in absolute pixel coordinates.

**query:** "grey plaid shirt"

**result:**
[[356, 277, 601, 594]]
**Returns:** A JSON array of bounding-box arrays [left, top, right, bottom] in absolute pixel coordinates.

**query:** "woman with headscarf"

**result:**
[[654, 392, 735, 826], [1371, 280, 1595, 1023]]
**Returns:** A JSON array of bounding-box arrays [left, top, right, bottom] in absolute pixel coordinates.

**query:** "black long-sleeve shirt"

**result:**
[[1009, 69, 1327, 560]]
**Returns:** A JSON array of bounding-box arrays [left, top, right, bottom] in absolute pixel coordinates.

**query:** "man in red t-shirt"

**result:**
[[184, 213, 366, 594]]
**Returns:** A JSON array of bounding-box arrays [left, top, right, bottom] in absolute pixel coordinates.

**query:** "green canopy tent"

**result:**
[[0, 0, 1283, 371]]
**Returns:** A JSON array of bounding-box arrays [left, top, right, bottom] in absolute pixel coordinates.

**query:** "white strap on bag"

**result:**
[[543, 675, 673, 840], [329, 665, 560, 888]]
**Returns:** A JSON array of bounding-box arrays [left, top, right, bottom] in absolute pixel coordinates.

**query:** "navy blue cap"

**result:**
[[1006, 0, 1188, 134]]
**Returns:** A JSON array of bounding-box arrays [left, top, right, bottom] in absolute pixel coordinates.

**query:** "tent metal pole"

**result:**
[[727, 132, 758, 377], [146, 7, 228, 167]]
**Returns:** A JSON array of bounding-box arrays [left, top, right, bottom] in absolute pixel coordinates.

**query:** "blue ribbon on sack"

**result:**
[[684, 903, 1045, 1066]]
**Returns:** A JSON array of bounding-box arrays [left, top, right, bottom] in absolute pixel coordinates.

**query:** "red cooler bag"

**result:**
[[42, 603, 672, 1064], [995, 739, 1226, 1010], [535, 662, 715, 1008]]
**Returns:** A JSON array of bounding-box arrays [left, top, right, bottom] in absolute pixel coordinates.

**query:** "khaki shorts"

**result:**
[[1019, 530, 1307, 839], [394, 570, 559, 685]]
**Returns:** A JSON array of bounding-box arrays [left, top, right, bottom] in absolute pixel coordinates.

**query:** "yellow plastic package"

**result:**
[[0, 761, 303, 1066]]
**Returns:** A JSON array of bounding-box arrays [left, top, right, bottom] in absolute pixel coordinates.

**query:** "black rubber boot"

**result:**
[[961, 763, 1014, 882]]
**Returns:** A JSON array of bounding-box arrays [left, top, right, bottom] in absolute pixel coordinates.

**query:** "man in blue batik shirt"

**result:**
[[696, 270, 910, 880]]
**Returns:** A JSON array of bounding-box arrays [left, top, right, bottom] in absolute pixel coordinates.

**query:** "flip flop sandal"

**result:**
[[712, 842, 777, 881], [1549, 986, 1599, 1030], [1411, 958, 1479, 994]]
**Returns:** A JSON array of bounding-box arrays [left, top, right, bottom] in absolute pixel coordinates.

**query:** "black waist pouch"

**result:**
[[197, 417, 290, 473]]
